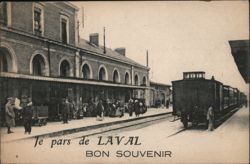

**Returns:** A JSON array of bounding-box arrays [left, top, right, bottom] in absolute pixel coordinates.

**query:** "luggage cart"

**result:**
[[32, 106, 48, 126]]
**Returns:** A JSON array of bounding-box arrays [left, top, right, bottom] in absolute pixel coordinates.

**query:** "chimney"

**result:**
[[115, 48, 126, 56], [89, 33, 99, 46]]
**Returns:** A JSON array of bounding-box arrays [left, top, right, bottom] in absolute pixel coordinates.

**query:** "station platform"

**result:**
[[216, 105, 249, 133], [1, 107, 172, 143]]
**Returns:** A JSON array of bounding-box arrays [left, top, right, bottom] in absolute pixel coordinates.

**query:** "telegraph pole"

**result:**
[[103, 27, 106, 54]]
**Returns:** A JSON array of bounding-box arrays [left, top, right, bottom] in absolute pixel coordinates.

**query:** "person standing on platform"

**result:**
[[207, 105, 215, 131], [5, 97, 15, 134], [161, 99, 165, 108], [128, 98, 134, 117], [60, 98, 65, 123], [166, 99, 169, 109], [22, 97, 33, 134], [61, 98, 70, 124], [96, 99, 104, 121], [134, 99, 140, 117], [88, 98, 95, 117]]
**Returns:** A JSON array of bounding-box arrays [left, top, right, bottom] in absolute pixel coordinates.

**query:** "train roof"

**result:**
[[171, 72, 241, 89], [183, 71, 205, 74], [172, 77, 223, 85]]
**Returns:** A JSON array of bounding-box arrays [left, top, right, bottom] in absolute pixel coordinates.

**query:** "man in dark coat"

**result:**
[[61, 98, 70, 123], [134, 99, 140, 117], [21, 97, 33, 134], [96, 99, 104, 118], [5, 97, 15, 134], [166, 100, 169, 109], [128, 98, 134, 117]]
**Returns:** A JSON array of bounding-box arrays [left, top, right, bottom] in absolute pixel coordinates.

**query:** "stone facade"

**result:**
[[0, 2, 150, 119]]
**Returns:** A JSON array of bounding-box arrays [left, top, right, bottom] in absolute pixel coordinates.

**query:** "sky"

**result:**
[[73, 1, 249, 94]]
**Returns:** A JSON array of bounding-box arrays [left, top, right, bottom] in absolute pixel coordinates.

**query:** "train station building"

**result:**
[[0, 2, 150, 120], [149, 81, 171, 107]]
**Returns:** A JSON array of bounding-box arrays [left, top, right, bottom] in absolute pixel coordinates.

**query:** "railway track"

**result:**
[[69, 107, 240, 140], [70, 112, 173, 139]]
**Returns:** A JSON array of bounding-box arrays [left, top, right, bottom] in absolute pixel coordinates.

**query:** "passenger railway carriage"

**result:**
[[172, 72, 246, 128]]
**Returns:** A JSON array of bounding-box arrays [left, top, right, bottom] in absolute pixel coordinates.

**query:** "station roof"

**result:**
[[229, 40, 249, 83], [0, 72, 149, 90], [150, 81, 171, 87], [78, 39, 149, 70]]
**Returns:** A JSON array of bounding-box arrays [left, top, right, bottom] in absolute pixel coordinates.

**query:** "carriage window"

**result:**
[[183, 72, 205, 79]]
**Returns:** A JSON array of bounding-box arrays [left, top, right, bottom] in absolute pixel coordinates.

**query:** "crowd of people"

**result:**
[[3, 96, 148, 134], [74, 97, 147, 121], [3, 94, 219, 134], [54, 97, 148, 123], [127, 98, 147, 117]]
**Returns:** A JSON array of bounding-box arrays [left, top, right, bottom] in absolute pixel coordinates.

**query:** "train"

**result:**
[[172, 71, 247, 128]]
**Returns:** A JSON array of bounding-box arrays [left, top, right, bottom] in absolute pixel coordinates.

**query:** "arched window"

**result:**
[[82, 64, 90, 79], [99, 67, 106, 81], [32, 54, 45, 76], [113, 70, 119, 83], [0, 50, 8, 72], [60, 60, 70, 77], [142, 76, 147, 86], [125, 72, 130, 84], [135, 75, 139, 86], [0, 44, 18, 73]]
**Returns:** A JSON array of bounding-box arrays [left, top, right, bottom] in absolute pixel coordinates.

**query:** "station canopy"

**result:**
[[229, 40, 249, 83]]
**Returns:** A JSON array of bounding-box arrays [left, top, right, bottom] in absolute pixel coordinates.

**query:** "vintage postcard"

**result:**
[[0, 1, 249, 164]]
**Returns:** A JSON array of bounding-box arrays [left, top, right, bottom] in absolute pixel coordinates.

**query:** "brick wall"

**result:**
[[1, 2, 148, 86], [11, 2, 33, 33], [10, 2, 76, 46], [80, 52, 148, 85]]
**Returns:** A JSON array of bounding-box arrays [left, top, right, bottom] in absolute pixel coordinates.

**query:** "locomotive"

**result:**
[[172, 71, 247, 128]]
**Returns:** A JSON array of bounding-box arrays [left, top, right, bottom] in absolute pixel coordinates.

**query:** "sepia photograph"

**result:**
[[0, 1, 249, 163]]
